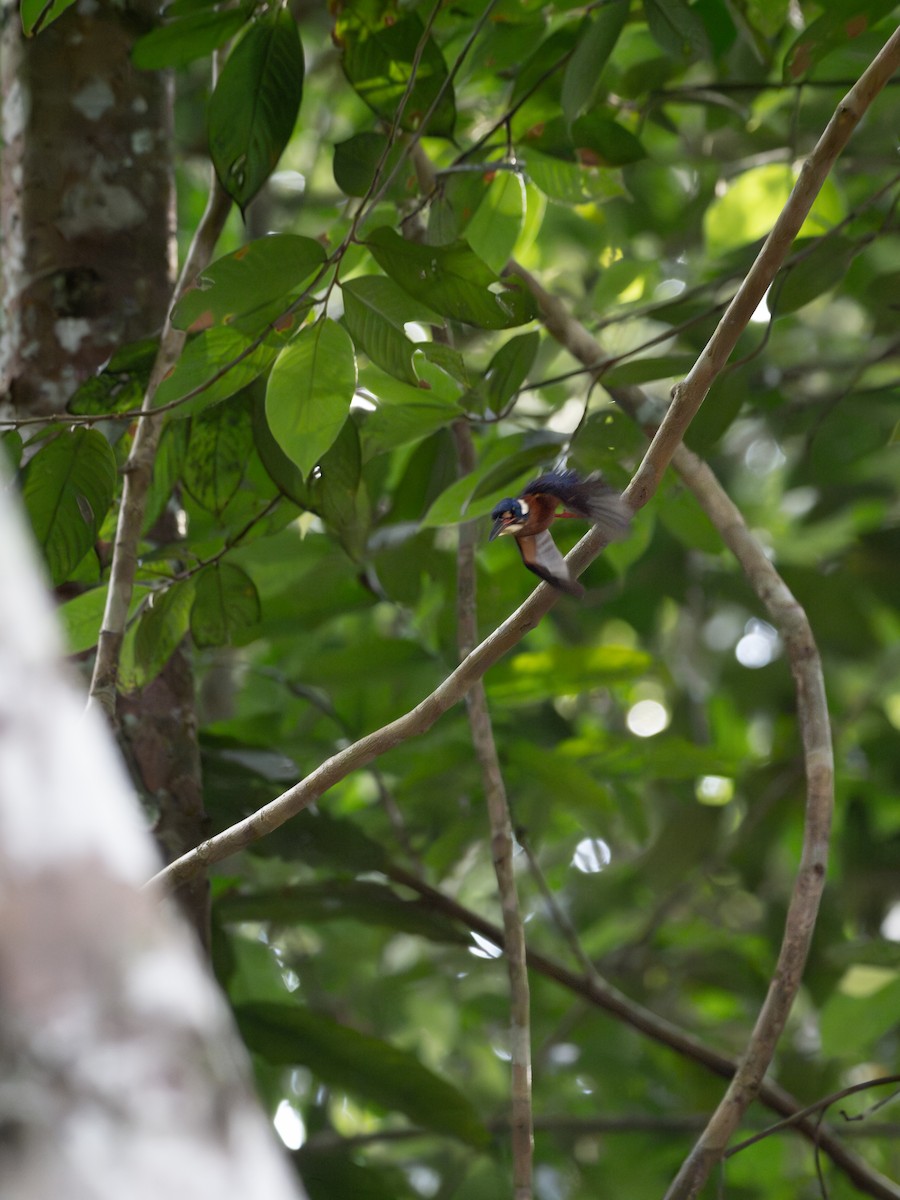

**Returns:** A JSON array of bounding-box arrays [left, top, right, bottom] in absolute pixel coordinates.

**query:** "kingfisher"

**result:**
[[489, 469, 630, 597]]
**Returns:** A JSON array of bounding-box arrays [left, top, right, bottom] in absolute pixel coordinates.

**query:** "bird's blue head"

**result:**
[[489, 497, 528, 541]]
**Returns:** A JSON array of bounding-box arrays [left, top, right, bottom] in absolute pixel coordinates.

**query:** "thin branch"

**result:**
[[726, 1076, 900, 1159], [87, 175, 233, 718], [454, 419, 533, 1200]]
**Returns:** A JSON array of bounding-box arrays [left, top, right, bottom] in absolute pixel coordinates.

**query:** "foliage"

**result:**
[[10, 0, 900, 1197]]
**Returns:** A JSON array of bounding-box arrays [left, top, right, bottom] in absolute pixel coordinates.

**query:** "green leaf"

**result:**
[[561, 1, 629, 126], [571, 112, 646, 168], [57, 584, 149, 656], [20, 0, 76, 35], [704, 166, 844, 254], [523, 147, 625, 204], [171, 235, 326, 333], [310, 418, 370, 559], [22, 429, 117, 586], [463, 169, 526, 274], [236, 1002, 487, 1146], [783, 0, 898, 80], [645, 0, 711, 61], [357, 366, 464, 458], [132, 7, 250, 69], [332, 131, 416, 199], [482, 331, 540, 412], [337, 9, 455, 137], [421, 433, 566, 527], [183, 398, 253, 514], [265, 319, 357, 478], [68, 337, 157, 416], [601, 354, 694, 387], [190, 562, 261, 647], [341, 275, 436, 385], [216, 880, 469, 945], [365, 226, 537, 330], [123, 579, 196, 690], [208, 9, 304, 211], [155, 327, 282, 420], [773, 237, 857, 315], [296, 1146, 409, 1200], [251, 394, 310, 507]]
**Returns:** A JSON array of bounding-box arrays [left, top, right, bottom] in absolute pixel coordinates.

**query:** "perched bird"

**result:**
[[489, 469, 630, 597]]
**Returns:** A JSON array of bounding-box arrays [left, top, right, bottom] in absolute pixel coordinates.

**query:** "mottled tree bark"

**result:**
[[0, 0, 175, 415], [0, 0, 209, 947]]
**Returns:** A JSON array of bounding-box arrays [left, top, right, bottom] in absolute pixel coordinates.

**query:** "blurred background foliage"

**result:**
[[8, 0, 900, 1196]]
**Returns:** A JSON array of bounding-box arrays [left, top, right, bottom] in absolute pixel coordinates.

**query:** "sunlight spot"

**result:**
[[735, 618, 780, 668], [883, 693, 900, 732], [838, 965, 898, 998], [351, 389, 377, 411], [274, 1100, 306, 1150], [548, 1042, 580, 1066], [407, 1166, 441, 1197], [572, 837, 611, 874], [881, 902, 900, 942], [743, 436, 785, 475], [626, 698, 669, 737], [696, 775, 734, 806], [469, 931, 503, 960], [749, 289, 771, 324]]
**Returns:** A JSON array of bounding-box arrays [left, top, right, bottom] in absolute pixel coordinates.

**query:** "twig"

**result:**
[[726, 1076, 900, 1159], [87, 175, 233, 718], [453, 420, 533, 1200]]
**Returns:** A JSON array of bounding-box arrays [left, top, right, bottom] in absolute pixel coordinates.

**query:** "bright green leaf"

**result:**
[[171, 235, 325, 333], [155, 327, 281, 419], [265, 319, 357, 478], [341, 275, 437, 385], [20, 0, 76, 34]]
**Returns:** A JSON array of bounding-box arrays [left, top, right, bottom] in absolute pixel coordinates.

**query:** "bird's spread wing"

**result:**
[[515, 531, 584, 597], [523, 470, 631, 541]]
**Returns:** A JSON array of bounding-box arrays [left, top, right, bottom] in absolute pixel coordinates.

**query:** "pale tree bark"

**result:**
[[0, 466, 308, 1200], [0, 0, 211, 946]]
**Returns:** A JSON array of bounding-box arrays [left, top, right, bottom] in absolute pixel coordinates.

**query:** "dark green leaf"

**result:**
[[601, 354, 694, 387], [571, 112, 646, 167], [357, 366, 464, 458], [171, 235, 325, 333], [265, 319, 357, 479], [132, 7, 250, 70], [22, 429, 117, 586], [184, 397, 253, 514], [645, 0, 711, 61], [124, 579, 196, 690], [216, 880, 469, 945], [337, 9, 455, 136], [208, 10, 304, 210], [365, 226, 537, 329], [190, 562, 261, 647], [561, 1, 629, 126], [773, 237, 856, 315], [482, 331, 540, 412], [332, 131, 416, 199], [236, 1002, 488, 1145]]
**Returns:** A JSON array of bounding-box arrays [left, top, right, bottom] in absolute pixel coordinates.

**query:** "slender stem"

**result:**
[[87, 177, 232, 718], [453, 420, 533, 1200]]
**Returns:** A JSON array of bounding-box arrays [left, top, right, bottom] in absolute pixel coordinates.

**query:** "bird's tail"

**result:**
[[582, 475, 632, 541]]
